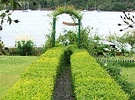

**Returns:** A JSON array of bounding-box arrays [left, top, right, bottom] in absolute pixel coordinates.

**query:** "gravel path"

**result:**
[[53, 66, 76, 100]]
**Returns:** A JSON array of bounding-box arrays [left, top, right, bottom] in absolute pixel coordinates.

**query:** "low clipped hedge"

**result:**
[[2, 47, 66, 100], [2, 46, 130, 99], [71, 49, 129, 100]]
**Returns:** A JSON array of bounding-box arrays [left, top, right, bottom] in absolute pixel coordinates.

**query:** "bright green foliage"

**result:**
[[71, 50, 129, 100], [2, 47, 66, 100], [2, 47, 130, 99], [52, 6, 82, 20]]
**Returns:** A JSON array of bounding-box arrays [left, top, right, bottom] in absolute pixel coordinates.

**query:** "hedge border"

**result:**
[[2, 47, 66, 100], [71, 49, 129, 100]]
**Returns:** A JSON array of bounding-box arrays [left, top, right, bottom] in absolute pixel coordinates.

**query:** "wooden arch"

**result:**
[[52, 6, 82, 48]]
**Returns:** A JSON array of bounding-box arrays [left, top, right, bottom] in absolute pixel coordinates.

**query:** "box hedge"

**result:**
[[2, 47, 66, 100], [71, 49, 129, 100], [2, 47, 129, 100]]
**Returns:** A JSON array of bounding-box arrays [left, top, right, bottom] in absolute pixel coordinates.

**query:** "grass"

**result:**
[[97, 55, 135, 84], [121, 67, 135, 84], [0, 56, 38, 99]]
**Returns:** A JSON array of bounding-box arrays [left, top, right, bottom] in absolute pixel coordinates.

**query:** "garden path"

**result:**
[[53, 66, 75, 100]]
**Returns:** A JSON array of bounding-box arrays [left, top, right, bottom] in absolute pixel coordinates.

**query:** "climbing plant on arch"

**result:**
[[51, 6, 82, 48]]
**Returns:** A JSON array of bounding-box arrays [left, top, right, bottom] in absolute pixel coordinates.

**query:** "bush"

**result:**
[[71, 49, 129, 99], [15, 40, 35, 56], [2, 47, 66, 100]]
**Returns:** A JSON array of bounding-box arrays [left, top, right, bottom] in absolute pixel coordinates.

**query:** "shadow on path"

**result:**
[[53, 66, 75, 100]]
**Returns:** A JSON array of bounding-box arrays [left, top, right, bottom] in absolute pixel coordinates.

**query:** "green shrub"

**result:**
[[15, 40, 35, 56], [71, 50, 129, 100], [104, 65, 121, 77], [2, 47, 66, 100]]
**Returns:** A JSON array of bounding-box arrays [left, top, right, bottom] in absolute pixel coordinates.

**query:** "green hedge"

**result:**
[[71, 49, 129, 100], [2, 47, 130, 99], [2, 47, 66, 100]]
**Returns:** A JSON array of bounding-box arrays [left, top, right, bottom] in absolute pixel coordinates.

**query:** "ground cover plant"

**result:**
[[0, 56, 38, 99]]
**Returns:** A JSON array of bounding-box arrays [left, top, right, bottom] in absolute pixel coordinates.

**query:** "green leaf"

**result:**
[[0, 13, 6, 18], [7, 16, 12, 25], [14, 19, 19, 23], [0, 26, 2, 30], [1, 20, 4, 24], [5, 9, 9, 13]]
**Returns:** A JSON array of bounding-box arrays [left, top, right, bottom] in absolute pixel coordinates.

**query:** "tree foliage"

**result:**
[[0, 0, 37, 30], [0, 0, 21, 30], [1, 0, 135, 11]]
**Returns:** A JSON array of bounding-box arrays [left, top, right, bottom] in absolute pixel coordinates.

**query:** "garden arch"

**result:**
[[52, 6, 82, 48]]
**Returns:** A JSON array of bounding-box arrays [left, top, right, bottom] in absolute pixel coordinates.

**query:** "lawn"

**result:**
[[0, 56, 38, 99], [121, 67, 135, 84]]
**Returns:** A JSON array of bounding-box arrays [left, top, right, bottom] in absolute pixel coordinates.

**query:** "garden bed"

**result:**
[[2, 47, 129, 99]]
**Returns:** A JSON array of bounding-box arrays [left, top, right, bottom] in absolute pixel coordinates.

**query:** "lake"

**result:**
[[0, 10, 132, 47]]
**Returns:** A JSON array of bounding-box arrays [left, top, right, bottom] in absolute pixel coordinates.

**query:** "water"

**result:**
[[0, 10, 131, 47]]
